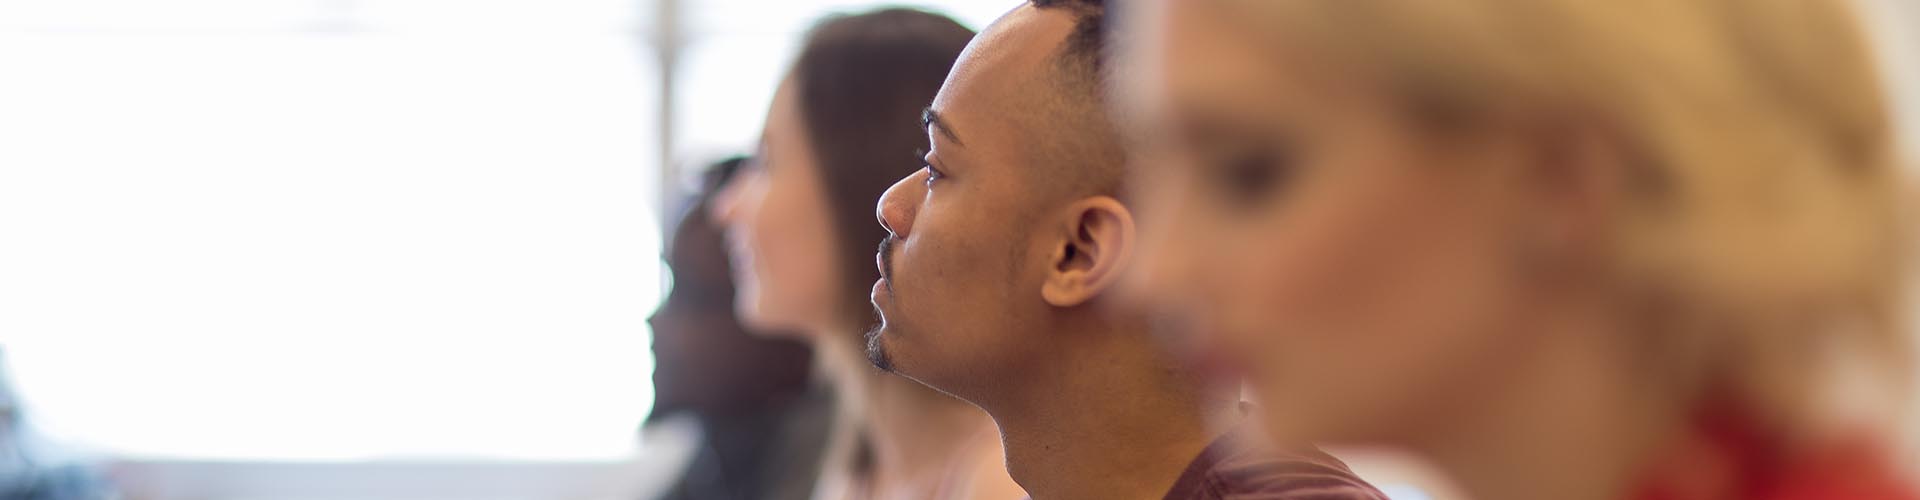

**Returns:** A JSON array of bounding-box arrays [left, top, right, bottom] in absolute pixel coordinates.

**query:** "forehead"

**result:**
[[929, 5, 1078, 159], [1141, 2, 1389, 143], [1154, 3, 1292, 115]]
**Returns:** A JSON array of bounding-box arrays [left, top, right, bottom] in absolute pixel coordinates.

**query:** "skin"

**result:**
[[711, 81, 843, 336], [1123, 2, 1702, 500], [872, 5, 1239, 500], [712, 77, 1022, 500]]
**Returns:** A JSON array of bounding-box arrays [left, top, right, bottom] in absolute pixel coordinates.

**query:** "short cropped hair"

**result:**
[[1026, 0, 1127, 198]]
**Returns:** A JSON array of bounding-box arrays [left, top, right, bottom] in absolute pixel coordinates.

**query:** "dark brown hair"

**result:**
[[790, 9, 974, 326], [1030, 0, 1109, 81], [1028, 0, 1128, 198]]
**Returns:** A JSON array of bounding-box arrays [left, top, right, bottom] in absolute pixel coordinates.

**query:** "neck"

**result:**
[[813, 324, 995, 482], [989, 318, 1237, 500], [694, 410, 785, 474], [865, 370, 995, 476], [1418, 307, 1695, 500]]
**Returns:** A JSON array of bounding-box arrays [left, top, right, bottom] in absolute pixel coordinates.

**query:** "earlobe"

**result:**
[[1040, 241, 1080, 307], [1040, 197, 1137, 308]]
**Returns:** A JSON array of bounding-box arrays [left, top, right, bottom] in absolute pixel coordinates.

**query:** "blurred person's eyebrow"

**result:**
[[922, 108, 965, 147]]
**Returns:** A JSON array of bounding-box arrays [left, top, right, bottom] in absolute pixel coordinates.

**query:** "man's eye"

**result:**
[[923, 164, 943, 187], [916, 149, 942, 188]]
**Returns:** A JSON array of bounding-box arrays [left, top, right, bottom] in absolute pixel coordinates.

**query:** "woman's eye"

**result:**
[[1210, 144, 1294, 205]]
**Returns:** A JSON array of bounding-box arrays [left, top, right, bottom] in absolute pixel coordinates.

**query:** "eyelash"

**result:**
[[916, 148, 943, 187], [1210, 143, 1293, 206]]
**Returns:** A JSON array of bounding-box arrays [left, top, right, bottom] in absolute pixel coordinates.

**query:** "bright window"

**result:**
[[0, 0, 661, 461], [0, 0, 1012, 465], [671, 1, 1007, 161]]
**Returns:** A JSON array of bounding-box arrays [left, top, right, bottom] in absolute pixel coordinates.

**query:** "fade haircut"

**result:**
[[1024, 0, 1127, 199], [1030, 0, 1108, 82]]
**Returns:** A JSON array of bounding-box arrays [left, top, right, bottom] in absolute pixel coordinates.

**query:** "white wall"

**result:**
[[107, 420, 698, 500], [1860, 0, 1920, 459], [1859, 0, 1920, 162]]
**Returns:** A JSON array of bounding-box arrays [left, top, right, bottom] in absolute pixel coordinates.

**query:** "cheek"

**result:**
[[891, 196, 1029, 359], [897, 211, 980, 322], [1226, 166, 1526, 439], [1130, 166, 1208, 299], [743, 177, 842, 331], [1145, 185, 1247, 357]]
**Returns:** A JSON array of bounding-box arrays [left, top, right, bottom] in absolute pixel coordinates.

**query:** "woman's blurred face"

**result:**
[[1128, 0, 1548, 444], [712, 77, 844, 337]]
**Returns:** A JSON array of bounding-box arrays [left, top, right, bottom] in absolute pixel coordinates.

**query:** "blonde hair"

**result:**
[[1212, 0, 1912, 433]]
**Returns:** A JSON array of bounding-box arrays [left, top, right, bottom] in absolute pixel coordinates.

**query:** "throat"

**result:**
[[860, 370, 997, 484], [991, 345, 1239, 500]]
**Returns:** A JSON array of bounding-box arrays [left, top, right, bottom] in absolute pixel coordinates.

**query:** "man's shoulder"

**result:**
[[1210, 444, 1387, 499], [1165, 436, 1389, 500]]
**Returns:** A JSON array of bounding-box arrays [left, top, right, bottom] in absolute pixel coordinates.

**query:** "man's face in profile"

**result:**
[[869, 5, 1081, 401]]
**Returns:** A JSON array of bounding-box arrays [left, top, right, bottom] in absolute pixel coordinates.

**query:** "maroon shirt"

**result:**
[[1161, 427, 1388, 500]]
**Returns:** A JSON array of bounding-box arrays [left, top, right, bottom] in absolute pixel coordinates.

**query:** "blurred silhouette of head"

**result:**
[[1120, 0, 1909, 450], [650, 157, 812, 421], [713, 9, 974, 360]]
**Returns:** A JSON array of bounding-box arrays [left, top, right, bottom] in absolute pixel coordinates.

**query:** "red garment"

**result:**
[[1633, 406, 1918, 500]]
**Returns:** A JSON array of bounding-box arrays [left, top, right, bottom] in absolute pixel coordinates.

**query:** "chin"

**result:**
[[732, 295, 812, 339], [735, 313, 784, 337], [731, 294, 775, 332], [865, 325, 944, 392], [868, 333, 984, 406], [864, 323, 899, 373]]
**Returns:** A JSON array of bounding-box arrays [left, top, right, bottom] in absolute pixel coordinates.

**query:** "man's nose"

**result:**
[[876, 170, 924, 237]]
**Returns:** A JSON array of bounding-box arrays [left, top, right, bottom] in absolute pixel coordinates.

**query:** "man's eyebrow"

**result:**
[[921, 108, 965, 147]]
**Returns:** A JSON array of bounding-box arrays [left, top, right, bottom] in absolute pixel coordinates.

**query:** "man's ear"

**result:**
[[1041, 196, 1136, 307]]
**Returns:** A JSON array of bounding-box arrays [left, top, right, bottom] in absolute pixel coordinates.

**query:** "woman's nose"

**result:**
[[708, 169, 756, 224]]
